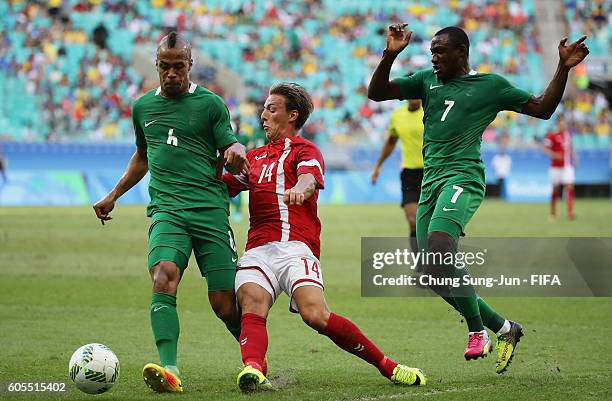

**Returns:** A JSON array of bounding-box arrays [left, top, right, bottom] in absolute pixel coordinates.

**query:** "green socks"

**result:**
[[477, 297, 506, 333], [151, 292, 180, 367], [433, 286, 506, 333], [449, 277, 483, 332]]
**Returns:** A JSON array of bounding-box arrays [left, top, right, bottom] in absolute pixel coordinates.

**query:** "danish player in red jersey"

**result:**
[[223, 83, 426, 391], [543, 117, 576, 220]]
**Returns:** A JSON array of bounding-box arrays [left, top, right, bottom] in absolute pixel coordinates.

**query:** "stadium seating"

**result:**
[[0, 0, 608, 147], [563, 0, 610, 57]]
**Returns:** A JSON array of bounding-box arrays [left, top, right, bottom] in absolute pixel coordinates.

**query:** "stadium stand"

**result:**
[[562, 0, 609, 57], [0, 0, 609, 148]]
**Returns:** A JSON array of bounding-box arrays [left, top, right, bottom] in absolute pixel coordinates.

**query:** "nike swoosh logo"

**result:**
[[430, 84, 443, 89], [232, 257, 237, 263], [153, 306, 167, 312], [144, 120, 158, 127], [442, 206, 457, 212], [254, 154, 267, 160]]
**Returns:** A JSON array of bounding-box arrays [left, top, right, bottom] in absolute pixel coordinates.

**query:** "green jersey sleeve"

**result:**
[[494, 74, 532, 113], [210, 96, 237, 150], [132, 100, 146, 148], [392, 70, 426, 101]]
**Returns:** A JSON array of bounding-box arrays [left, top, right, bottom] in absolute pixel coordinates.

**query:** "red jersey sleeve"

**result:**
[[543, 132, 554, 150], [222, 172, 249, 197], [222, 151, 252, 197], [296, 141, 325, 189]]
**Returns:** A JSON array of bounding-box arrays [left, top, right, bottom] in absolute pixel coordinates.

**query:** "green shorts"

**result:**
[[148, 208, 238, 292], [416, 180, 485, 249]]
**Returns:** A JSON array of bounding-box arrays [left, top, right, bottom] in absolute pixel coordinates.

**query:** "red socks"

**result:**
[[322, 313, 397, 378], [239, 313, 268, 372], [552, 187, 575, 218], [239, 312, 399, 379]]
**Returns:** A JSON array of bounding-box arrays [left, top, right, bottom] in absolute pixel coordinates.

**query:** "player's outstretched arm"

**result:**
[[222, 142, 250, 175], [284, 173, 316, 205], [372, 134, 398, 184], [522, 36, 589, 120], [368, 24, 412, 101], [542, 147, 563, 161], [93, 146, 148, 225]]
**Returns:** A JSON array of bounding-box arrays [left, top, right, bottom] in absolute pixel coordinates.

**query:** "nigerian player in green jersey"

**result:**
[[93, 32, 250, 393], [369, 25, 589, 373]]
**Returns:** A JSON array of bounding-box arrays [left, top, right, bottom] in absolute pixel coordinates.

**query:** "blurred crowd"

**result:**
[[0, 0, 609, 146], [562, 0, 610, 54]]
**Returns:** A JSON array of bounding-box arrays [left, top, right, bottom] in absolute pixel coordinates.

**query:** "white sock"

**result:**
[[497, 320, 511, 335], [468, 329, 487, 336], [165, 365, 180, 376]]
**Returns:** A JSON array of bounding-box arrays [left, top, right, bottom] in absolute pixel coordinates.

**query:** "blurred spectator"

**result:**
[[0, 144, 7, 184], [92, 23, 109, 50], [594, 110, 610, 136], [490, 141, 512, 199]]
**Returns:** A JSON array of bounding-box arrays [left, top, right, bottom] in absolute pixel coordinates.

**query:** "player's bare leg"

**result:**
[[565, 183, 575, 220], [404, 202, 426, 288], [404, 202, 419, 253], [144, 261, 183, 393], [236, 283, 273, 392], [550, 185, 560, 221], [209, 290, 242, 340], [293, 286, 425, 386]]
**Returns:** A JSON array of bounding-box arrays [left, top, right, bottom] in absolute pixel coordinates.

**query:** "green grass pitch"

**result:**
[[1, 200, 611, 400]]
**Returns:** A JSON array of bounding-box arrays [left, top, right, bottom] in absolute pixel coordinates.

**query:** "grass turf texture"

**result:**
[[1, 200, 611, 400]]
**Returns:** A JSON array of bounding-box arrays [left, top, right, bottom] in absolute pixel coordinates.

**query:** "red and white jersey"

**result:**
[[223, 135, 325, 259], [544, 130, 573, 167]]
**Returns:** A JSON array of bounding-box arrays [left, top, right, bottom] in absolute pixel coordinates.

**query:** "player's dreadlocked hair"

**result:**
[[434, 26, 470, 56], [269, 83, 314, 130], [157, 31, 192, 59]]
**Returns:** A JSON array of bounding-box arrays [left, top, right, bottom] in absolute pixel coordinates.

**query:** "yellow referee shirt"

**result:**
[[389, 106, 424, 169]]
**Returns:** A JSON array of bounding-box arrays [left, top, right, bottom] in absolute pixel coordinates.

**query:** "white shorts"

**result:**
[[549, 166, 575, 185], [235, 241, 324, 312]]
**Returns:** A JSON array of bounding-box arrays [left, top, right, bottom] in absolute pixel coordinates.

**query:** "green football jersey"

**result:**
[[132, 83, 237, 216], [393, 69, 531, 188]]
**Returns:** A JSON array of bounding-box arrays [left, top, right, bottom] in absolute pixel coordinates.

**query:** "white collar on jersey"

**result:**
[[155, 82, 197, 96]]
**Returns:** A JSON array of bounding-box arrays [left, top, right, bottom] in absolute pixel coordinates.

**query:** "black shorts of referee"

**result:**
[[400, 168, 423, 206]]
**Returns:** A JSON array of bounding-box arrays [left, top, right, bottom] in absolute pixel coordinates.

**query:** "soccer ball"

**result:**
[[68, 343, 120, 394]]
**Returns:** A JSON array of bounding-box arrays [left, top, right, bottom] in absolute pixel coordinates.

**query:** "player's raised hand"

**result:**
[[284, 187, 306, 206], [93, 194, 116, 225], [224, 142, 250, 175], [386, 23, 412, 55], [371, 166, 381, 185], [559, 36, 589, 69]]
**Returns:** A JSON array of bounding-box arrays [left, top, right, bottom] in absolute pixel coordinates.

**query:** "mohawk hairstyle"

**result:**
[[157, 31, 192, 59], [167, 31, 178, 47]]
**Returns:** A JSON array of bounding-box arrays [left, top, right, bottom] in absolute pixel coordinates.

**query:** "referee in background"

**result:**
[[371, 98, 424, 252]]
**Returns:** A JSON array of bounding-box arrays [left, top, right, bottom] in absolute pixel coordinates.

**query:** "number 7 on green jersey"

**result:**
[[441, 100, 455, 122]]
